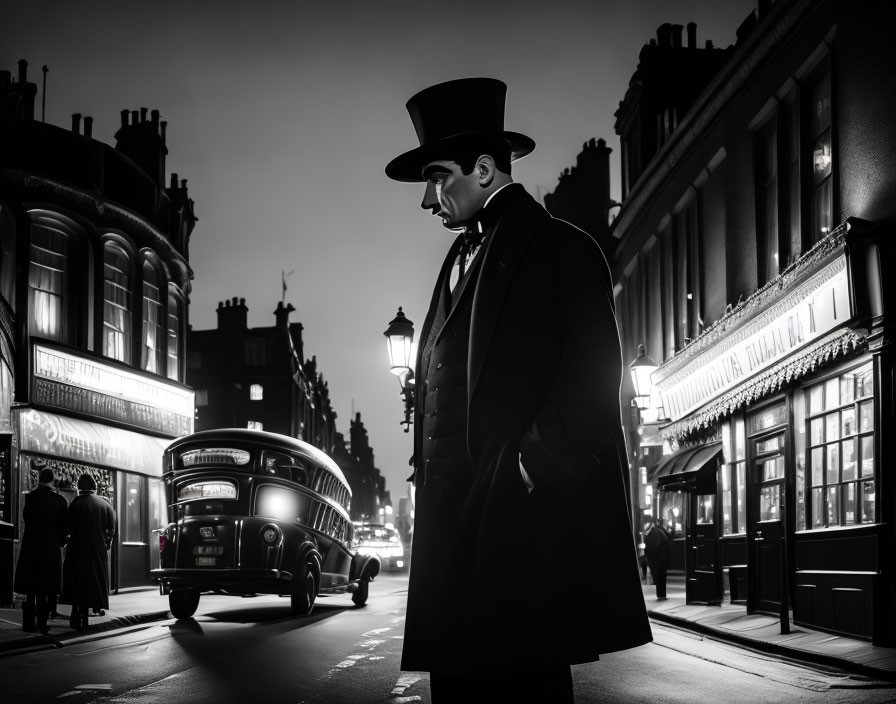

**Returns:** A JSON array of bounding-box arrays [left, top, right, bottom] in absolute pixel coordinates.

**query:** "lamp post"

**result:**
[[383, 307, 416, 433], [629, 343, 658, 412]]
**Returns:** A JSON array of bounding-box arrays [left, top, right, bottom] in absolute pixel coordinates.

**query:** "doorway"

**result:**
[[749, 427, 788, 614]]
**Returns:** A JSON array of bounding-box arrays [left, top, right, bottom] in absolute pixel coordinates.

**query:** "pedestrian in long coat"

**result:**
[[385, 78, 651, 703], [14, 466, 68, 633], [62, 473, 115, 630], [645, 518, 672, 599]]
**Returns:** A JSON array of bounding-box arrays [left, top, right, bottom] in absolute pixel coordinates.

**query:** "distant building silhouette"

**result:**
[[187, 299, 390, 519], [0, 59, 197, 599]]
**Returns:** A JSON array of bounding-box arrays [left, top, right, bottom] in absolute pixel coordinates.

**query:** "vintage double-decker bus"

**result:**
[[151, 428, 379, 618]]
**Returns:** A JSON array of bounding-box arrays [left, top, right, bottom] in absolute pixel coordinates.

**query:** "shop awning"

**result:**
[[654, 441, 722, 494]]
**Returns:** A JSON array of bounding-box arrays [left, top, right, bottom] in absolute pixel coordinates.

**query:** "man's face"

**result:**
[[420, 159, 486, 230]]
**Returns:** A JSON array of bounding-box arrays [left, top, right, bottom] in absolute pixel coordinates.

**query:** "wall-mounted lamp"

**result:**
[[629, 343, 657, 412], [383, 307, 416, 432]]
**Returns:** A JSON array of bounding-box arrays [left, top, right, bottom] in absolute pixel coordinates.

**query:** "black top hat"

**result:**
[[385, 77, 535, 182]]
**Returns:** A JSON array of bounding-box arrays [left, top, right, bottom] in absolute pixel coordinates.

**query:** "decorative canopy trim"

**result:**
[[662, 326, 866, 441]]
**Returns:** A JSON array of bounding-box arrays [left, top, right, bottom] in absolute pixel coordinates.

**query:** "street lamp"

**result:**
[[629, 343, 657, 412], [384, 307, 416, 433]]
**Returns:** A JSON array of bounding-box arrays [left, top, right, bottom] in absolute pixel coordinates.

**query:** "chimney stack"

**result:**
[[687, 22, 697, 49], [17, 59, 27, 83], [83, 115, 93, 138], [657, 23, 672, 48], [672, 24, 683, 48], [71, 112, 81, 134]]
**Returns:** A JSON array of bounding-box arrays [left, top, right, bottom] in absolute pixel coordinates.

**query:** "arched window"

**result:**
[[166, 285, 184, 381], [0, 204, 15, 309], [141, 256, 164, 374], [29, 220, 74, 342], [103, 241, 133, 363]]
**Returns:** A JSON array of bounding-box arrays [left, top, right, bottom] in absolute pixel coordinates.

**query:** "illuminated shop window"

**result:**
[[29, 222, 73, 343], [720, 417, 746, 535], [804, 362, 875, 529], [141, 258, 164, 374], [102, 241, 133, 364], [250, 384, 263, 401], [247, 420, 263, 430]]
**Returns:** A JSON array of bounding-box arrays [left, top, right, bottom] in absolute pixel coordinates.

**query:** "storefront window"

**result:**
[[794, 386, 807, 530], [720, 417, 746, 535], [697, 494, 714, 524], [660, 490, 683, 536], [124, 473, 144, 543], [141, 258, 164, 375], [805, 362, 875, 529]]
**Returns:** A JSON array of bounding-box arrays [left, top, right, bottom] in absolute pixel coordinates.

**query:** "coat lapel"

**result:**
[[467, 189, 544, 401]]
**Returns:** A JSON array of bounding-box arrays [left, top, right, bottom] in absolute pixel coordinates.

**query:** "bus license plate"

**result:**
[[196, 556, 217, 566]]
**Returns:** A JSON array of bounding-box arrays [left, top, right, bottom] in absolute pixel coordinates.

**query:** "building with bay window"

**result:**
[[612, 0, 896, 643], [0, 60, 196, 601]]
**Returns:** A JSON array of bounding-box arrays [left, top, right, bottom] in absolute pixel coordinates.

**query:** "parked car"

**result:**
[[353, 523, 406, 571], [151, 428, 380, 619]]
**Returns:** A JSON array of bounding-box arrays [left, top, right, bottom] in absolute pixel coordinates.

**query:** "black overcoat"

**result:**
[[62, 492, 115, 609], [401, 185, 652, 672], [13, 485, 68, 594]]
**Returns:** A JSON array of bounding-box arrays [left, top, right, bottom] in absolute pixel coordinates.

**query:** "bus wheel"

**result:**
[[169, 588, 200, 619], [291, 566, 317, 616], [352, 575, 370, 607]]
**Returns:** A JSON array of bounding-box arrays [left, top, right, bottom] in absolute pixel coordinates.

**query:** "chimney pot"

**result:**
[[181, 178, 187, 189], [170, 173, 177, 188], [140, 107, 148, 122], [151, 109, 160, 131], [71, 113, 81, 134], [120, 109, 129, 127], [160, 121, 167, 144], [705, 39, 714, 49], [657, 23, 672, 47], [672, 24, 683, 48], [130, 109, 138, 124], [687, 22, 697, 49], [83, 116, 93, 138], [232, 296, 238, 306], [17, 59, 27, 83], [239, 298, 245, 306]]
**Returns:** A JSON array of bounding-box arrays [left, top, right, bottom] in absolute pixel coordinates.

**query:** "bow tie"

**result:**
[[460, 219, 485, 253]]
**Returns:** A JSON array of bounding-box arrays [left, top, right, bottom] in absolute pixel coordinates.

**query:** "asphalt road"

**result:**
[[2, 573, 895, 704]]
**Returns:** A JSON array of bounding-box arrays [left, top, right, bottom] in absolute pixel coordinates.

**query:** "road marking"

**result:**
[[391, 673, 422, 695], [362, 627, 391, 636], [333, 653, 367, 669], [357, 638, 386, 649], [392, 698, 422, 703]]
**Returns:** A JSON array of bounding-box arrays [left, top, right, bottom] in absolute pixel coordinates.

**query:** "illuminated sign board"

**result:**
[[32, 345, 194, 436], [655, 254, 852, 422], [17, 409, 169, 476]]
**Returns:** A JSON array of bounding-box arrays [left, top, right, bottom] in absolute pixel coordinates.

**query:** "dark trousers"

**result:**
[[69, 602, 90, 631], [650, 561, 669, 598], [23, 593, 50, 632], [430, 665, 573, 703]]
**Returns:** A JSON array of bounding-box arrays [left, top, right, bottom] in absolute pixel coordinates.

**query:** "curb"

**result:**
[[648, 609, 896, 683], [0, 610, 171, 657]]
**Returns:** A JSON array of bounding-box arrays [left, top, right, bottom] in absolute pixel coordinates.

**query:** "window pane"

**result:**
[[103, 242, 132, 364], [697, 495, 714, 524], [756, 435, 783, 454], [142, 261, 163, 374], [811, 447, 824, 485], [167, 291, 180, 381], [861, 481, 875, 524], [762, 456, 784, 481], [841, 408, 855, 437], [734, 418, 746, 460], [859, 401, 873, 433], [124, 473, 144, 543], [750, 403, 786, 433], [812, 130, 832, 186], [812, 73, 831, 133], [843, 483, 856, 526], [840, 374, 855, 404], [824, 378, 839, 409], [825, 413, 840, 442], [814, 177, 833, 239], [860, 436, 874, 476], [722, 483, 732, 535], [808, 385, 823, 415], [842, 438, 857, 482], [826, 444, 840, 483], [856, 366, 873, 398], [811, 488, 824, 528], [760, 484, 780, 521], [810, 418, 824, 445], [736, 463, 746, 533], [827, 485, 840, 527]]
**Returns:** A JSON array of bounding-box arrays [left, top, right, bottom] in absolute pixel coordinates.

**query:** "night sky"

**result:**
[[3, 0, 755, 499]]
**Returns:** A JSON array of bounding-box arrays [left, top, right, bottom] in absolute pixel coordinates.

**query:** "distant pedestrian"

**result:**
[[14, 465, 68, 634], [644, 518, 672, 599], [62, 474, 115, 631]]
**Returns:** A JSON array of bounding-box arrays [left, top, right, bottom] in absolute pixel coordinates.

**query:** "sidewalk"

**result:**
[[642, 572, 896, 681], [0, 588, 170, 657], [2, 579, 896, 680]]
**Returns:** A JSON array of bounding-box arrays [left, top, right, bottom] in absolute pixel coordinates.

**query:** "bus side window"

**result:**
[[262, 451, 294, 479], [291, 460, 311, 487]]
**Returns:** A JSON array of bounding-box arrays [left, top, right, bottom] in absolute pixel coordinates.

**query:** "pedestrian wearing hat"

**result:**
[[62, 473, 115, 631], [14, 465, 68, 634], [386, 78, 651, 702]]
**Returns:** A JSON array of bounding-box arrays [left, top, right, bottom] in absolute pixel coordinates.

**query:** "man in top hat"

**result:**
[[14, 465, 68, 634], [385, 78, 651, 702]]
